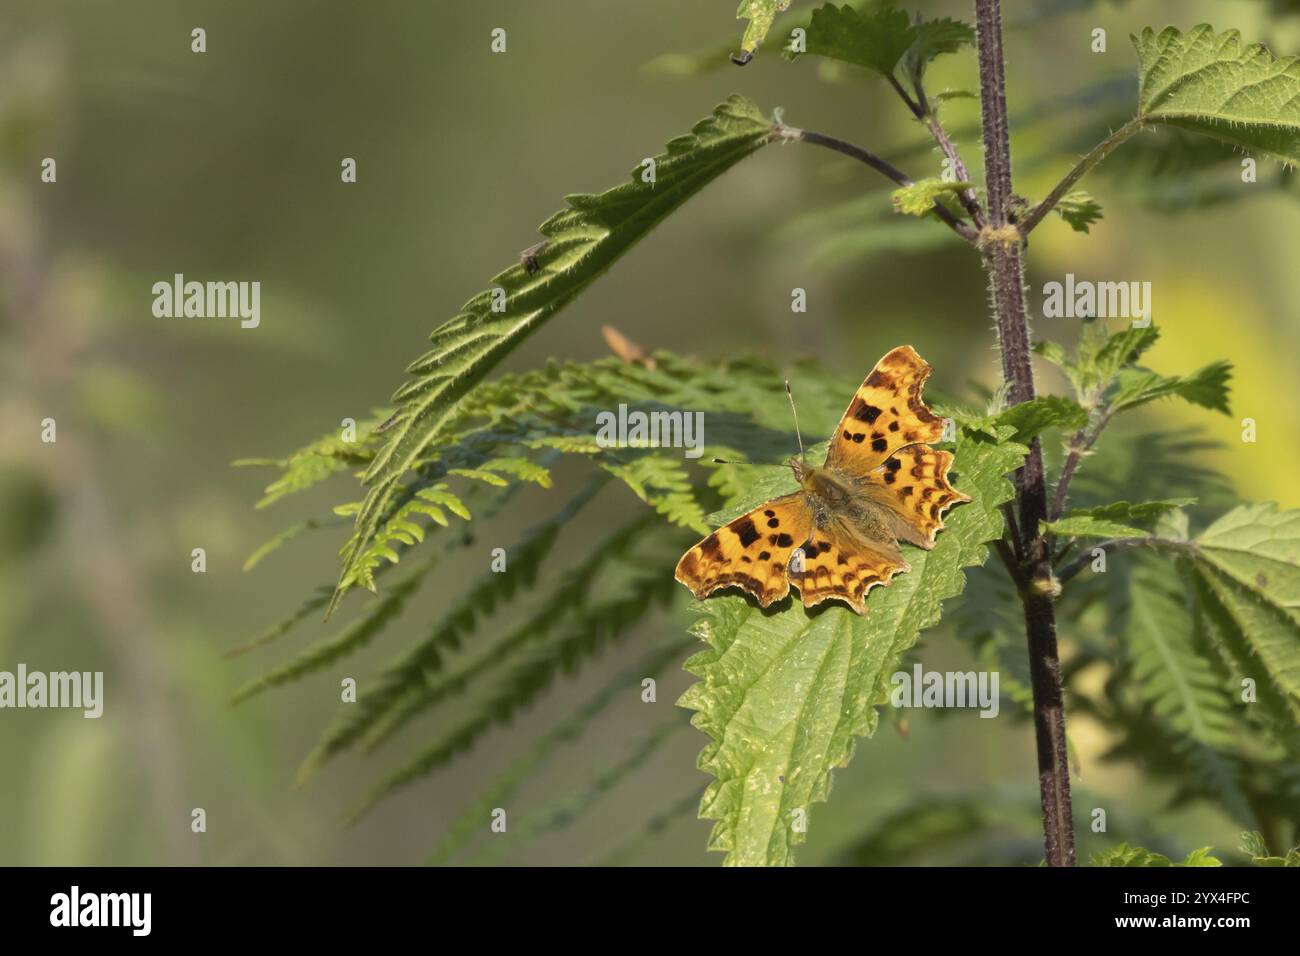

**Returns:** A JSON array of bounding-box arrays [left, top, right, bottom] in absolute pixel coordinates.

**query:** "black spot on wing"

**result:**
[[732, 518, 761, 549], [850, 398, 883, 424]]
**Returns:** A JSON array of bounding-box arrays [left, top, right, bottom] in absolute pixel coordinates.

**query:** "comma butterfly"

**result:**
[[674, 345, 969, 614]]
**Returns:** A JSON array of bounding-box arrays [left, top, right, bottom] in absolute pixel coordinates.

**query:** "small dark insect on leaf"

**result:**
[[520, 239, 549, 274], [731, 50, 754, 66], [375, 410, 401, 434]]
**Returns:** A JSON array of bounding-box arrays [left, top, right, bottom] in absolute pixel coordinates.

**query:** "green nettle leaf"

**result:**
[[796, 3, 915, 75], [736, 0, 794, 62], [796, 4, 972, 84], [1134, 24, 1300, 166], [990, 394, 1087, 444], [1033, 328, 1131, 401], [1090, 325, 1161, 386], [1240, 830, 1300, 866], [1034, 325, 1232, 422], [1185, 503, 1300, 723], [890, 178, 973, 216], [331, 96, 775, 616], [942, 397, 1084, 446], [1091, 843, 1221, 867], [1041, 515, 1149, 539], [1064, 498, 1196, 527], [678, 430, 1026, 866], [1110, 360, 1232, 415], [902, 17, 976, 89], [1054, 190, 1103, 233], [955, 565, 1033, 714]]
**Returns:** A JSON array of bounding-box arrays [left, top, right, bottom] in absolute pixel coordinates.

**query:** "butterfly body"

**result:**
[[675, 346, 970, 615], [791, 458, 897, 548]]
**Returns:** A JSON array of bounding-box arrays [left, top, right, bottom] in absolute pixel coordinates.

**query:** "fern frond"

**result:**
[[428, 639, 691, 865], [343, 520, 686, 821], [473, 715, 686, 865], [242, 518, 348, 573], [600, 453, 710, 534], [595, 792, 702, 866], [233, 410, 389, 509], [230, 552, 441, 704], [224, 585, 333, 658], [357, 512, 675, 755], [1125, 563, 1237, 749], [294, 477, 607, 784]]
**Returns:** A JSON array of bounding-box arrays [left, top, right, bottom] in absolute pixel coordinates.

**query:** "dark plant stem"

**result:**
[[993, 538, 1024, 585], [974, 0, 1076, 867], [781, 125, 979, 243], [922, 114, 986, 226], [885, 76, 986, 227]]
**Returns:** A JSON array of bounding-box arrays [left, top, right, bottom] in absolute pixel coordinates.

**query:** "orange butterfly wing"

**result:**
[[825, 345, 946, 476], [788, 521, 910, 614], [856, 445, 971, 550], [675, 345, 967, 616], [674, 494, 813, 608]]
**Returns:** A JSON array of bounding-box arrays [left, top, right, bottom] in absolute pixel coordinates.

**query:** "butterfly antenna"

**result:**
[[785, 380, 806, 463]]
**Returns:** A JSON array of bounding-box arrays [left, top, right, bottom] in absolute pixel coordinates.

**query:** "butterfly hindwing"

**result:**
[[855, 445, 971, 549], [674, 494, 813, 608], [826, 345, 946, 476], [790, 520, 910, 614]]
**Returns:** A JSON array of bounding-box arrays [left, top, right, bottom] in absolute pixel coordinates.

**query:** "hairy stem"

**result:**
[[975, 0, 1076, 867], [922, 114, 986, 226], [779, 125, 978, 242], [1050, 407, 1115, 520], [886, 74, 986, 227], [1019, 118, 1143, 234]]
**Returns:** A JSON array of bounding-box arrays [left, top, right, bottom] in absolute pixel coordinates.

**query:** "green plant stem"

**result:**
[[1050, 407, 1116, 520], [780, 125, 979, 242], [1019, 118, 1143, 234], [1056, 536, 1195, 584], [974, 0, 1076, 867]]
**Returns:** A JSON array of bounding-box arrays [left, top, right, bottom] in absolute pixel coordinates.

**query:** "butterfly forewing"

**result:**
[[674, 494, 813, 608], [825, 345, 946, 475]]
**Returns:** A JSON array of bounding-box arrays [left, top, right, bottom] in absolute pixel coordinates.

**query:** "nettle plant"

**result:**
[[235, 3, 1300, 866]]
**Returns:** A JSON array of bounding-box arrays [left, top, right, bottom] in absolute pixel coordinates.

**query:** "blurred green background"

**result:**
[[1, 0, 1297, 865]]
